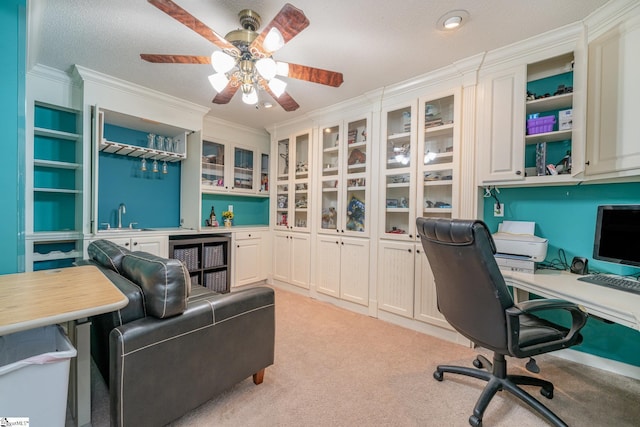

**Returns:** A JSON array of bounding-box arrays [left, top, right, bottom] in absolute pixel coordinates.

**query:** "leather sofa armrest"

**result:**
[[108, 286, 275, 427]]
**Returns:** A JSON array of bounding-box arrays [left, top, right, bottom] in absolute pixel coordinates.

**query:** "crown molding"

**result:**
[[585, 0, 640, 41], [204, 114, 269, 138], [72, 65, 210, 117], [28, 63, 78, 87]]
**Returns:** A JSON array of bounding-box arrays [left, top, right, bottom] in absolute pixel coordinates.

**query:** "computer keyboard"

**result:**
[[578, 274, 640, 295]]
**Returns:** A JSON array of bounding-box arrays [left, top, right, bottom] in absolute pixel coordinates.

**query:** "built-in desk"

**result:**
[[503, 269, 640, 332], [0, 265, 129, 426]]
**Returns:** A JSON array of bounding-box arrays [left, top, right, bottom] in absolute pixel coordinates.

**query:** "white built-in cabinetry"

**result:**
[[233, 230, 269, 287], [26, 99, 85, 271], [201, 139, 269, 196], [377, 88, 460, 330], [272, 232, 310, 289], [314, 113, 372, 306], [88, 235, 168, 258], [585, 11, 640, 178], [316, 235, 369, 306], [476, 26, 586, 186]]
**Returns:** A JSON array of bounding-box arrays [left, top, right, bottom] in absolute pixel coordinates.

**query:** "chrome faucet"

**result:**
[[117, 203, 126, 228]]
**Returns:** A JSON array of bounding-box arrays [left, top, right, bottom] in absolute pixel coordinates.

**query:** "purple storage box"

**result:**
[[527, 116, 556, 135]]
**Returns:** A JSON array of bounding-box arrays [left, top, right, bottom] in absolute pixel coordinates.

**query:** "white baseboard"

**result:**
[[550, 348, 640, 380]]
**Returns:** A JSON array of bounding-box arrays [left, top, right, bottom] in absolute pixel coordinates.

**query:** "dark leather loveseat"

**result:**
[[81, 239, 275, 426]]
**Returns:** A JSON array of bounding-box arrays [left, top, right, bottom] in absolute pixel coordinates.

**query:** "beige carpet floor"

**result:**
[[79, 286, 640, 426]]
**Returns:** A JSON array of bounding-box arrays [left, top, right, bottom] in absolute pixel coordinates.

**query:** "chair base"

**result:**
[[433, 353, 567, 427]]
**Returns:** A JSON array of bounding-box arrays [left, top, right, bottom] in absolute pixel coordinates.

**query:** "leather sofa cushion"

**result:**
[[121, 251, 190, 319], [88, 239, 130, 274]]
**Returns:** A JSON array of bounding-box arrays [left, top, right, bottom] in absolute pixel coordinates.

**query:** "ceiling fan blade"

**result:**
[[212, 75, 240, 104], [282, 63, 343, 87], [148, 0, 240, 57], [250, 3, 310, 56], [140, 54, 211, 64]]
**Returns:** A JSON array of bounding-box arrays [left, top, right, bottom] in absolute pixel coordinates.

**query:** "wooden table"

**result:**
[[0, 265, 128, 426]]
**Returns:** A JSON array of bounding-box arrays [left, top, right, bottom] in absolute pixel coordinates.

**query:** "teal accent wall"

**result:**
[[482, 182, 640, 366], [97, 124, 182, 229], [201, 194, 269, 227], [0, 0, 26, 274]]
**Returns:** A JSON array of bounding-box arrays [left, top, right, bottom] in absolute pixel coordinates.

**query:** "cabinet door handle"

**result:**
[[416, 249, 421, 254], [237, 244, 240, 248], [133, 241, 138, 246], [125, 242, 130, 247], [409, 234, 413, 238], [335, 241, 339, 244], [515, 170, 522, 175], [408, 248, 412, 253], [585, 160, 590, 166]]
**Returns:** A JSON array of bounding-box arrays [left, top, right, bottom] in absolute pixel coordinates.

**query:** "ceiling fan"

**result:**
[[141, 0, 344, 111]]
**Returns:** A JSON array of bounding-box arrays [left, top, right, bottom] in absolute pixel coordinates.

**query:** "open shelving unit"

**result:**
[[28, 101, 85, 271]]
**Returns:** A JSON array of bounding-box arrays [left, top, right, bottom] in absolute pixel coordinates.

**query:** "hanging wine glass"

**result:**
[[141, 158, 147, 171], [147, 133, 155, 149], [162, 161, 168, 174], [152, 159, 159, 173]]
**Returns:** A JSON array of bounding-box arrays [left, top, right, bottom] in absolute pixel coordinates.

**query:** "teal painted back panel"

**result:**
[[201, 194, 269, 227], [482, 182, 640, 366]]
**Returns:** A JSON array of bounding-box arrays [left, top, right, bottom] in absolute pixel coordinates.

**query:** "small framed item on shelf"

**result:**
[[386, 199, 398, 208]]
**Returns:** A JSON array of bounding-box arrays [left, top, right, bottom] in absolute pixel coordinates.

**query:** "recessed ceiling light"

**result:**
[[437, 10, 469, 31]]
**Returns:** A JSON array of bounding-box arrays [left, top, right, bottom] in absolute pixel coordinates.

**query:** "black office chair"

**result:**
[[416, 217, 588, 427]]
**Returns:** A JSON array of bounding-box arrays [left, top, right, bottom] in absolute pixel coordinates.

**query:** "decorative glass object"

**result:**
[[141, 158, 147, 171], [152, 159, 159, 173], [165, 137, 173, 152], [147, 133, 155, 149], [162, 161, 168, 174], [156, 134, 165, 151]]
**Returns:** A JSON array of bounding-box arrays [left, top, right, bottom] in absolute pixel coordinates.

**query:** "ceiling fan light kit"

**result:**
[[143, 0, 344, 111]]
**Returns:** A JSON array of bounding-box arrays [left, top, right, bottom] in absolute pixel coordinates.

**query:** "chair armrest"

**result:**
[[506, 298, 588, 357]]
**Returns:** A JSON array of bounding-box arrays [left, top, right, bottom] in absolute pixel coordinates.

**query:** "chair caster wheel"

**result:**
[[541, 387, 554, 399], [433, 370, 443, 381], [469, 415, 482, 427], [473, 358, 483, 369]]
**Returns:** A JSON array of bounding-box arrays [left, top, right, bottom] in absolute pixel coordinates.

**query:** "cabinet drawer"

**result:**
[[235, 231, 261, 241]]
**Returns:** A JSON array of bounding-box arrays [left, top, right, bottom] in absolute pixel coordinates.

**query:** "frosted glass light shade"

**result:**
[[256, 58, 277, 80], [208, 73, 229, 92], [242, 88, 258, 105], [268, 77, 287, 97], [211, 51, 235, 73], [263, 27, 285, 52], [275, 61, 290, 77]]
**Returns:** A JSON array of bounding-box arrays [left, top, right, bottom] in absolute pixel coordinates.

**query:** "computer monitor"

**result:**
[[593, 204, 640, 267]]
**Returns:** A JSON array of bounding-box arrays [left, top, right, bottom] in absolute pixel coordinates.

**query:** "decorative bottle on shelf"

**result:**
[[209, 206, 219, 227]]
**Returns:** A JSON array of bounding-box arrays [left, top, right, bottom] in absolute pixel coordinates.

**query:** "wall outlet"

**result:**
[[494, 203, 504, 217], [228, 205, 233, 212]]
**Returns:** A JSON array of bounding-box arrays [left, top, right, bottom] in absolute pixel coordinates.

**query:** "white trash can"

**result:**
[[0, 325, 77, 427]]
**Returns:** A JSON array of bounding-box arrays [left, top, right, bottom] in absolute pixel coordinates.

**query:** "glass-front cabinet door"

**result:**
[[292, 132, 310, 230], [275, 130, 311, 231], [343, 117, 368, 235], [233, 146, 254, 192], [417, 90, 460, 221], [202, 140, 226, 191], [320, 124, 340, 232], [275, 137, 290, 228], [318, 115, 370, 236], [259, 153, 269, 195], [381, 103, 417, 239]]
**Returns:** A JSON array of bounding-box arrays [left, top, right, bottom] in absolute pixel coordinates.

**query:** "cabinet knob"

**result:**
[[133, 241, 138, 246], [409, 234, 413, 239], [335, 241, 339, 244], [408, 248, 412, 253], [237, 245, 240, 248], [416, 249, 421, 254], [248, 234, 252, 237], [516, 170, 522, 175], [585, 161, 590, 166], [125, 242, 130, 247]]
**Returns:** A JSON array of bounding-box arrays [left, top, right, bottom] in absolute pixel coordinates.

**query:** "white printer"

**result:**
[[492, 221, 548, 273]]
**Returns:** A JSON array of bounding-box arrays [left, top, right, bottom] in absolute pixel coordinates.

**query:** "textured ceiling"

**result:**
[[29, 0, 609, 131]]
